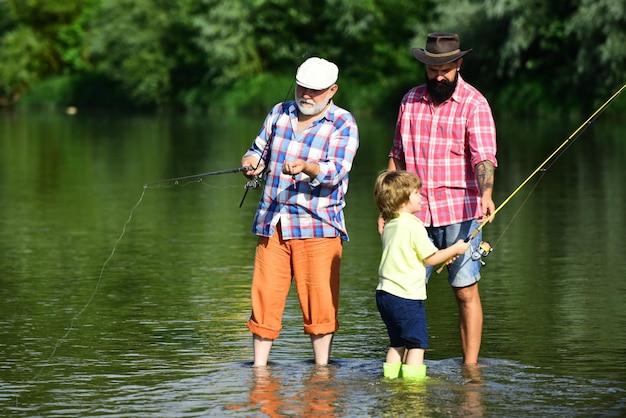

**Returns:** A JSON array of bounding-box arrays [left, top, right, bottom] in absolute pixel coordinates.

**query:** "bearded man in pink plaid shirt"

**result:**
[[385, 32, 497, 365]]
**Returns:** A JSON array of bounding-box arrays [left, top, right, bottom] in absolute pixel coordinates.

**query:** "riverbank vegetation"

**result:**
[[0, 0, 624, 115]]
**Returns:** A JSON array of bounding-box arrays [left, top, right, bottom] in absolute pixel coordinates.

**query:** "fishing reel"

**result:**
[[240, 165, 266, 190], [239, 168, 267, 207], [471, 241, 493, 266], [244, 175, 263, 190]]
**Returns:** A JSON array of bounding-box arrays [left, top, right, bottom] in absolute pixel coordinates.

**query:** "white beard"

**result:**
[[295, 93, 328, 116]]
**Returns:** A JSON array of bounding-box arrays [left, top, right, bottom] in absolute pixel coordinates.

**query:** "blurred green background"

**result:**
[[0, 0, 624, 115]]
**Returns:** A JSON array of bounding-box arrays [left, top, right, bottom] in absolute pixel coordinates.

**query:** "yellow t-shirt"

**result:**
[[376, 212, 439, 300]]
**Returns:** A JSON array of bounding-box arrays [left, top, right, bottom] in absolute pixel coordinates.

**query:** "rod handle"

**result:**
[[435, 236, 471, 274]]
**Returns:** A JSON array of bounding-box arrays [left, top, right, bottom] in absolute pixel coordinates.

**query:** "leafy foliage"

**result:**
[[0, 0, 623, 112], [0, 27, 48, 103], [427, 0, 626, 110]]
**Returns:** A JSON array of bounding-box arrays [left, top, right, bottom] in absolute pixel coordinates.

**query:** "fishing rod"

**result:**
[[147, 54, 306, 196], [238, 52, 311, 207], [144, 166, 251, 189], [145, 71, 296, 203], [436, 82, 626, 273], [30, 164, 252, 386], [149, 55, 306, 195], [238, 76, 297, 208], [138, 64, 300, 199]]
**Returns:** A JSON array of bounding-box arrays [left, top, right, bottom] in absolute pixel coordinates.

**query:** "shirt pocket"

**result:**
[[436, 127, 468, 188], [437, 118, 465, 155], [449, 136, 465, 156]]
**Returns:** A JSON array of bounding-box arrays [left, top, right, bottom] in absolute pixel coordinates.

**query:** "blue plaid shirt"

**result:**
[[244, 100, 359, 240]]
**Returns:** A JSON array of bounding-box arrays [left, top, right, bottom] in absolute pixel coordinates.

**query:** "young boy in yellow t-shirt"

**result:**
[[374, 170, 469, 380]]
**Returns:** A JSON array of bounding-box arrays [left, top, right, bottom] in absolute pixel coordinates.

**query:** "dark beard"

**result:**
[[426, 72, 458, 104]]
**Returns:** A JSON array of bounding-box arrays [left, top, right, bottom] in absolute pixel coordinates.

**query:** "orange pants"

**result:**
[[247, 229, 342, 340]]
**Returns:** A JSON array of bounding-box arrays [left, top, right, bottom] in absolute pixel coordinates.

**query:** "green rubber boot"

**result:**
[[383, 362, 402, 379], [401, 364, 427, 381]]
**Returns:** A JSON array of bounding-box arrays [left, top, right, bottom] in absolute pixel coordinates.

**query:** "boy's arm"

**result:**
[[423, 240, 469, 266]]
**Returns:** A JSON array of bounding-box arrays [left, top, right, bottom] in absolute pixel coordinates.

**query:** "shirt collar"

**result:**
[[450, 74, 465, 102]]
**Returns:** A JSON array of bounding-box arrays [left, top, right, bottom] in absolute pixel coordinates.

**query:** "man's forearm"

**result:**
[[303, 161, 320, 178], [476, 160, 495, 195]]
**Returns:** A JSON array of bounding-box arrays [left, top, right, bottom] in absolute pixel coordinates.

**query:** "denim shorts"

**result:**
[[376, 290, 428, 349], [426, 219, 482, 288]]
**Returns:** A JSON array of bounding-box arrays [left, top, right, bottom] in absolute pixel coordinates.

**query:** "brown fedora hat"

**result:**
[[411, 32, 472, 65]]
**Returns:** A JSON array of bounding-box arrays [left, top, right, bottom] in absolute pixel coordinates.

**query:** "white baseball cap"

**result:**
[[295, 57, 339, 90]]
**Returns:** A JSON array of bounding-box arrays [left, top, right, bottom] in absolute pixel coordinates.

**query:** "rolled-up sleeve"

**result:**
[[468, 100, 497, 169], [310, 115, 359, 188]]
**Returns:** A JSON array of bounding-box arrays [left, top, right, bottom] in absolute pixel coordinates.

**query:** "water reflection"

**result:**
[[223, 364, 340, 417], [248, 367, 283, 417], [228, 359, 492, 417], [376, 379, 428, 417], [1, 112, 625, 416], [459, 364, 484, 418], [373, 361, 487, 417], [299, 366, 339, 417]]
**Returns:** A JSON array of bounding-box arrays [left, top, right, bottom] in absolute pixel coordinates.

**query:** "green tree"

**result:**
[[2, 0, 622, 112], [566, 0, 626, 95], [192, 0, 260, 86], [87, 0, 181, 106], [7, 0, 90, 73], [0, 27, 48, 104], [86, 0, 253, 109], [424, 0, 626, 109], [0, 0, 93, 104], [244, 0, 434, 111]]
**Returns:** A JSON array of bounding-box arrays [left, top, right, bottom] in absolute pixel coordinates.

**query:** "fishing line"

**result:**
[[238, 51, 310, 207], [146, 166, 250, 189], [238, 77, 297, 207], [20, 166, 249, 406], [437, 83, 626, 273], [451, 174, 545, 272], [490, 172, 545, 248], [26, 65, 305, 390], [33, 186, 147, 382]]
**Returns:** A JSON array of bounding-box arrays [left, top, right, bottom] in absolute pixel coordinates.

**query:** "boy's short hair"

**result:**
[[374, 170, 422, 221]]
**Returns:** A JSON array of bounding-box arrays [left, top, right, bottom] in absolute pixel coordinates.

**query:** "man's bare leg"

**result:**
[[253, 334, 274, 367], [454, 283, 483, 364], [310, 333, 334, 365]]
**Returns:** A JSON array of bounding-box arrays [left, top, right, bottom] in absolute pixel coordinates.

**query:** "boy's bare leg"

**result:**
[[253, 335, 273, 367], [311, 333, 334, 365], [401, 348, 427, 380], [386, 346, 405, 364], [455, 284, 483, 364], [404, 348, 425, 366]]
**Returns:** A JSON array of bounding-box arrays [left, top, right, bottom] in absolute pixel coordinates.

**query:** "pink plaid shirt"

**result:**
[[389, 75, 497, 227]]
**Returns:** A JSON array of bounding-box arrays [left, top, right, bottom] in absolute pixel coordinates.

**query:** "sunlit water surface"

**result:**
[[1, 109, 625, 416]]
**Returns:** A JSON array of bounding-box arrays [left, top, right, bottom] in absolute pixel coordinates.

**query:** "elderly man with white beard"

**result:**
[[241, 57, 360, 367]]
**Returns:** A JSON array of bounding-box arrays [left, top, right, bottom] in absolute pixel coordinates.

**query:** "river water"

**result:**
[[1, 109, 624, 416]]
